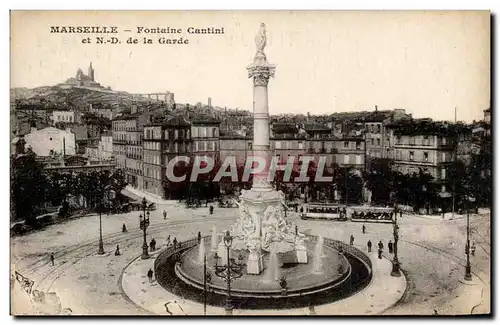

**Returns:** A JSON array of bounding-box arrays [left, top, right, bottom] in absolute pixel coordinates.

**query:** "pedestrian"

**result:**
[[209, 205, 214, 215], [147, 268, 154, 283], [378, 240, 384, 251], [388, 240, 393, 254], [50, 253, 55, 266], [367, 240, 372, 253], [198, 231, 202, 244], [173, 237, 178, 249], [471, 243, 476, 256], [295, 205, 298, 213], [167, 235, 171, 246], [163, 210, 167, 220], [295, 225, 298, 236], [400, 210, 403, 219], [115, 245, 121, 256], [362, 224, 366, 234], [350, 234, 354, 246], [150, 238, 156, 252], [378, 248, 383, 259]]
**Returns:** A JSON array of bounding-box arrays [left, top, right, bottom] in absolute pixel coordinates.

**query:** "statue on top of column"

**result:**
[[255, 23, 267, 54]]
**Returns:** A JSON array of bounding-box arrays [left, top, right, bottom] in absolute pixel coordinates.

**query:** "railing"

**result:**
[[155, 234, 372, 284]]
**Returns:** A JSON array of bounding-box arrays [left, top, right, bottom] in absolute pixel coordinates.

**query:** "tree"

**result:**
[[365, 158, 394, 205], [11, 150, 48, 225], [335, 166, 363, 204]]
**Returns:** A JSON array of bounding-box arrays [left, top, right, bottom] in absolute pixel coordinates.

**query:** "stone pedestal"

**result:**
[[296, 245, 308, 264], [246, 249, 264, 275]]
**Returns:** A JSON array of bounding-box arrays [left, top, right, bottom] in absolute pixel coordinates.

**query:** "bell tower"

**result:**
[[88, 62, 95, 81]]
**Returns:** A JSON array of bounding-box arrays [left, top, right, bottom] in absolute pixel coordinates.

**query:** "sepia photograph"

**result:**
[[9, 10, 491, 316]]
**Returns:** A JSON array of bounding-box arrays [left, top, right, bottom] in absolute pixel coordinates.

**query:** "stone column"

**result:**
[[247, 51, 275, 191]]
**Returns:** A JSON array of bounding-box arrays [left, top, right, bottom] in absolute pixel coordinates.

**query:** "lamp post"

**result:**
[[97, 197, 105, 255], [139, 197, 150, 260], [391, 206, 401, 277], [214, 230, 245, 316], [464, 196, 475, 281]]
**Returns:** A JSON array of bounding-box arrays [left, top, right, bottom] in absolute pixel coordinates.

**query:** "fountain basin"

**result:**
[[155, 235, 372, 309]]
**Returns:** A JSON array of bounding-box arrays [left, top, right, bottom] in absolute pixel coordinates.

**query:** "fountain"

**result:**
[[313, 236, 324, 274], [198, 238, 205, 264], [264, 248, 280, 283], [210, 226, 218, 252], [154, 24, 373, 311]]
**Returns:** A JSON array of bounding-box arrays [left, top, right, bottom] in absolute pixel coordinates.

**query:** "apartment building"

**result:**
[[387, 121, 457, 191], [191, 114, 221, 164], [143, 115, 192, 199]]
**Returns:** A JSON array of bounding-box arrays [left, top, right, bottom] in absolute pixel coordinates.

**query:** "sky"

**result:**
[[10, 11, 490, 122]]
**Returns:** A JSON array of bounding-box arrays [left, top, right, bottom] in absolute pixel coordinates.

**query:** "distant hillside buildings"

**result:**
[[59, 62, 105, 89]]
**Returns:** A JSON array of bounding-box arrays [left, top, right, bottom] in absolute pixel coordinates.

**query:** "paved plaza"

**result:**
[[10, 204, 490, 315]]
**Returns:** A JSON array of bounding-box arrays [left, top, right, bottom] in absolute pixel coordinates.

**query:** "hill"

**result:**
[[10, 85, 158, 110]]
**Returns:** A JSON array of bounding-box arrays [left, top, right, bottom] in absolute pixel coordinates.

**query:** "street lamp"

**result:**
[[214, 230, 245, 316], [139, 197, 150, 260], [464, 196, 475, 281], [97, 197, 105, 255], [390, 206, 401, 277]]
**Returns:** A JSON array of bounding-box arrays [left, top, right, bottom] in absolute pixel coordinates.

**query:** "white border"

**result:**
[[3, 2, 497, 325]]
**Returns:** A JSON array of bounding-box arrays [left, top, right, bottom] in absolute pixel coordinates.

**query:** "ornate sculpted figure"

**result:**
[[255, 23, 267, 54]]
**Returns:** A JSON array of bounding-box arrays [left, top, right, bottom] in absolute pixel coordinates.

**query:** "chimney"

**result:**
[[375, 105, 378, 112], [208, 97, 212, 108]]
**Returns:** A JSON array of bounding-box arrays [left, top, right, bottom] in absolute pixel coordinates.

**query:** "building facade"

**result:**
[[24, 127, 76, 156]]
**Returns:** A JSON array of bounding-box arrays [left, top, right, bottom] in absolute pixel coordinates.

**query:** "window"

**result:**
[[441, 168, 446, 179], [275, 141, 282, 149], [409, 151, 414, 161], [344, 154, 349, 164], [355, 154, 362, 164], [442, 152, 446, 162], [397, 136, 402, 144], [248, 142, 252, 150], [213, 127, 218, 137], [424, 152, 429, 162], [356, 141, 361, 150], [298, 141, 304, 150], [376, 138, 381, 146], [175, 130, 179, 139], [371, 139, 374, 145], [344, 141, 349, 148]]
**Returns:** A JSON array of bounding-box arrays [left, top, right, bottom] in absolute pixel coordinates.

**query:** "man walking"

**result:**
[[388, 240, 394, 254], [362, 224, 366, 234], [378, 248, 383, 259], [147, 268, 154, 283], [198, 231, 202, 244], [378, 240, 384, 251], [50, 253, 55, 266], [471, 243, 476, 256], [367, 240, 372, 253], [115, 245, 121, 256], [163, 210, 167, 220], [350, 234, 355, 246], [150, 238, 157, 252]]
